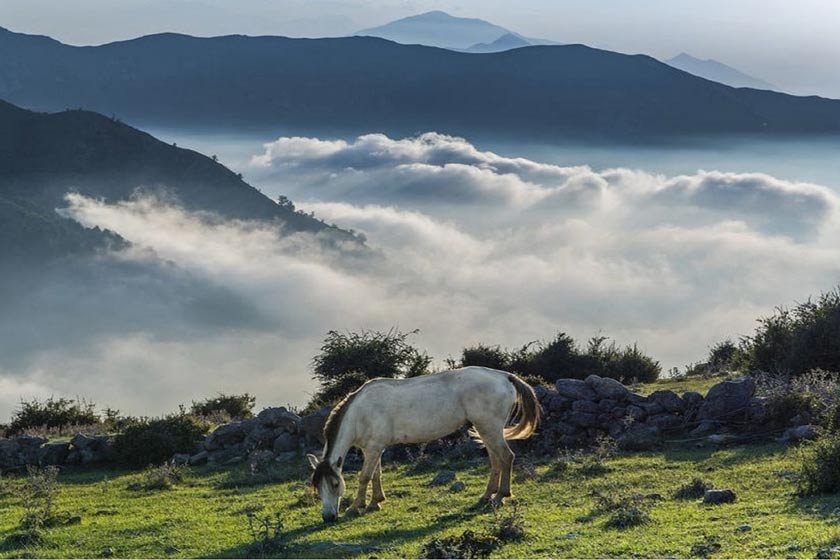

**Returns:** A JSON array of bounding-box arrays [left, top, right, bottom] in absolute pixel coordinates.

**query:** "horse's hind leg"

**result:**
[[473, 424, 513, 505], [480, 449, 501, 503], [367, 455, 386, 512], [346, 446, 382, 517]]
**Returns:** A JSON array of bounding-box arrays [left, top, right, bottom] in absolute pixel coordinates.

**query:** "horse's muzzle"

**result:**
[[322, 512, 338, 523]]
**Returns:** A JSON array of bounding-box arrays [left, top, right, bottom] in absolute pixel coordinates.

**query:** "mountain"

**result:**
[[665, 53, 777, 91], [464, 33, 531, 53], [0, 99, 353, 260], [2, 27, 840, 139], [357, 11, 556, 50], [357, 11, 514, 50]]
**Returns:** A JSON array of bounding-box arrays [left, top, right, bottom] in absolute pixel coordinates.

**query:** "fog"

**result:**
[[2, 132, 839, 418]]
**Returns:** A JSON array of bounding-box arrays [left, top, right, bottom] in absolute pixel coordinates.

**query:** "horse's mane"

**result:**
[[322, 385, 362, 461]]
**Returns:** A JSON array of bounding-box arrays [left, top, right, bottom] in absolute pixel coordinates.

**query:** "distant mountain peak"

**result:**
[[465, 32, 531, 53], [665, 52, 777, 91]]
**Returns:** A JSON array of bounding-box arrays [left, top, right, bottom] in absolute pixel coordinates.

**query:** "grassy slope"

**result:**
[[0, 441, 838, 559]]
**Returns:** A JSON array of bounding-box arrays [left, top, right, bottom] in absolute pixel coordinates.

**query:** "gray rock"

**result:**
[[256, 407, 301, 432], [189, 451, 209, 466], [735, 524, 752, 532], [699, 378, 756, 422], [245, 425, 283, 449], [626, 405, 646, 421], [599, 399, 619, 411], [275, 451, 298, 463], [273, 432, 298, 454], [747, 397, 769, 424], [781, 424, 818, 442], [301, 407, 331, 445], [0, 438, 21, 468], [647, 413, 684, 430], [533, 385, 552, 401], [430, 470, 457, 486], [548, 395, 572, 413], [70, 433, 96, 450], [585, 375, 632, 401], [609, 406, 628, 419], [682, 391, 704, 408], [569, 412, 599, 428], [690, 421, 720, 437], [790, 412, 812, 427], [703, 489, 737, 504], [617, 424, 661, 451], [205, 422, 247, 451], [707, 434, 735, 445], [572, 400, 600, 414], [640, 402, 665, 416], [450, 480, 466, 493], [38, 442, 70, 466], [172, 453, 190, 465], [555, 378, 597, 401], [649, 390, 686, 413]]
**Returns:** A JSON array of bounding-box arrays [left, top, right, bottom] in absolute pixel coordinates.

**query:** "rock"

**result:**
[[572, 400, 600, 414], [699, 378, 756, 422], [301, 407, 331, 446], [682, 391, 704, 408], [585, 375, 632, 401], [172, 453, 190, 465], [735, 524, 752, 533], [548, 395, 573, 413], [569, 412, 599, 428], [640, 402, 665, 416], [649, 390, 685, 413], [707, 434, 735, 445], [101, 547, 115, 558], [164, 546, 180, 555], [703, 489, 737, 504], [0, 439, 21, 468], [71, 433, 96, 450], [189, 451, 208, 466], [430, 470, 457, 486], [38, 442, 70, 466], [65, 515, 83, 526], [256, 407, 301, 432], [781, 424, 818, 442], [690, 421, 720, 437], [790, 411, 812, 427], [273, 432, 298, 454], [626, 405, 646, 421], [609, 406, 628, 419], [555, 378, 597, 401], [275, 451, 298, 463], [747, 397, 769, 424], [449, 480, 466, 493], [205, 422, 247, 451], [647, 413, 684, 430], [617, 424, 661, 451], [598, 399, 619, 411], [533, 385, 552, 401]]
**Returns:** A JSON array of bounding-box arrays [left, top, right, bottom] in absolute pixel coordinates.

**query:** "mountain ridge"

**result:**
[[665, 52, 777, 91]]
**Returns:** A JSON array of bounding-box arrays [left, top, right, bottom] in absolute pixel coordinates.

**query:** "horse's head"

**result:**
[[308, 453, 346, 522]]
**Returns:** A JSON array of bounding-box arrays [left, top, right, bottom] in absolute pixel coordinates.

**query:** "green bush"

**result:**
[[756, 370, 840, 427], [799, 428, 840, 495], [191, 394, 256, 419], [8, 397, 99, 435], [113, 415, 209, 467], [309, 329, 431, 407], [742, 288, 840, 376], [459, 344, 509, 370]]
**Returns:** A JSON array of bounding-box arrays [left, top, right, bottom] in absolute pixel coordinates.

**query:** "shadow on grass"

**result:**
[[661, 440, 788, 466]]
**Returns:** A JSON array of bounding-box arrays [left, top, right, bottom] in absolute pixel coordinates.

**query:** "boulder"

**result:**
[[649, 390, 686, 413], [690, 421, 720, 437], [598, 399, 619, 411], [682, 391, 704, 408], [70, 433, 97, 450], [533, 385, 552, 402], [747, 397, 769, 424], [430, 470, 457, 486], [205, 422, 248, 451], [301, 407, 331, 446], [555, 378, 597, 401], [585, 375, 632, 401], [38, 442, 70, 466], [0, 439, 22, 469], [781, 424, 818, 443], [647, 413, 684, 431], [626, 405, 646, 422], [449, 480, 466, 493], [640, 402, 665, 416], [610, 406, 628, 419], [273, 432, 298, 454], [698, 378, 756, 422], [256, 407, 301, 432], [245, 425, 283, 449], [572, 400, 600, 414], [569, 412, 599, 429], [548, 395, 573, 414], [703, 489, 736, 504], [172, 453, 190, 465], [189, 451, 209, 466], [616, 424, 661, 451]]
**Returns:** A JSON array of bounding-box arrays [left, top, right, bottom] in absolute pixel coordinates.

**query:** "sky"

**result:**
[[0, 0, 839, 97]]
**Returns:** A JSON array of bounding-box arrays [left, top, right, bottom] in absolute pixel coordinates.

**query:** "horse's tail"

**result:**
[[503, 373, 541, 440]]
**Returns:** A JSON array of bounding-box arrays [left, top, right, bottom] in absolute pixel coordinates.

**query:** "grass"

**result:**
[[635, 372, 733, 396], [0, 441, 838, 558]]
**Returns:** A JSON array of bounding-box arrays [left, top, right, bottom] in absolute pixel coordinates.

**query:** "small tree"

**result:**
[[310, 329, 431, 406], [191, 394, 256, 419], [8, 397, 100, 435], [459, 344, 509, 370]]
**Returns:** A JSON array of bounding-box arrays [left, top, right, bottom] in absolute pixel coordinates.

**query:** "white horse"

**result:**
[[307, 366, 541, 522]]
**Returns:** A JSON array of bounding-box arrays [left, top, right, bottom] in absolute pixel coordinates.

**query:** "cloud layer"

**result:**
[[1, 132, 839, 416]]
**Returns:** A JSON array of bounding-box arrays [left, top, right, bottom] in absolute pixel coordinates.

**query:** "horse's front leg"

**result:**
[[367, 456, 385, 512], [345, 447, 382, 517]]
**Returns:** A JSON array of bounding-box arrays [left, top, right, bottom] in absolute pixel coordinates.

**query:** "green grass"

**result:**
[[635, 372, 734, 397], [1, 441, 839, 558]]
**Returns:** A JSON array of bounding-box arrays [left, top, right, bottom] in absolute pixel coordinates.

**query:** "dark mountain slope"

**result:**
[[0, 99, 353, 259], [1, 28, 840, 138]]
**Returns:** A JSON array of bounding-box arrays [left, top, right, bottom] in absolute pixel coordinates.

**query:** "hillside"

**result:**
[[2, 28, 840, 138], [356, 11, 515, 50], [0, 99, 353, 259], [666, 53, 777, 91]]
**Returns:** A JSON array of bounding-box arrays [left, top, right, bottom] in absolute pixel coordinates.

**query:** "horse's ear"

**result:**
[[306, 453, 320, 470]]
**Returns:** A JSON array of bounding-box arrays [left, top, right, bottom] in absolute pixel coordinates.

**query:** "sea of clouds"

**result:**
[[2, 132, 839, 416]]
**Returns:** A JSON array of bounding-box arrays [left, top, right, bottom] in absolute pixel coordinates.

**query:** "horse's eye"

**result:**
[[331, 481, 339, 489]]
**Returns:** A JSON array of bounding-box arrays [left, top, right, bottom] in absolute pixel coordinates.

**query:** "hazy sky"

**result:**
[[1, 0, 839, 97]]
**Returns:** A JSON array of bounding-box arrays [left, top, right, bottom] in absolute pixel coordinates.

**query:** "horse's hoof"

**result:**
[[365, 502, 382, 513], [345, 506, 363, 517]]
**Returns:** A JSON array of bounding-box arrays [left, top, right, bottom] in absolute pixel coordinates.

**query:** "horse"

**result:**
[[307, 366, 541, 522]]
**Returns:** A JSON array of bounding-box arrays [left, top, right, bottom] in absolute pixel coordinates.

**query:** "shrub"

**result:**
[[674, 478, 713, 500], [245, 510, 287, 558], [420, 530, 499, 559], [609, 344, 661, 384], [191, 393, 256, 419], [799, 429, 840, 495], [742, 288, 840, 376], [756, 370, 840, 426], [135, 462, 187, 491], [18, 466, 60, 538], [491, 500, 526, 542], [459, 344, 509, 370], [593, 487, 656, 529], [309, 329, 431, 406], [707, 340, 740, 372], [8, 397, 99, 435], [113, 415, 209, 467]]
